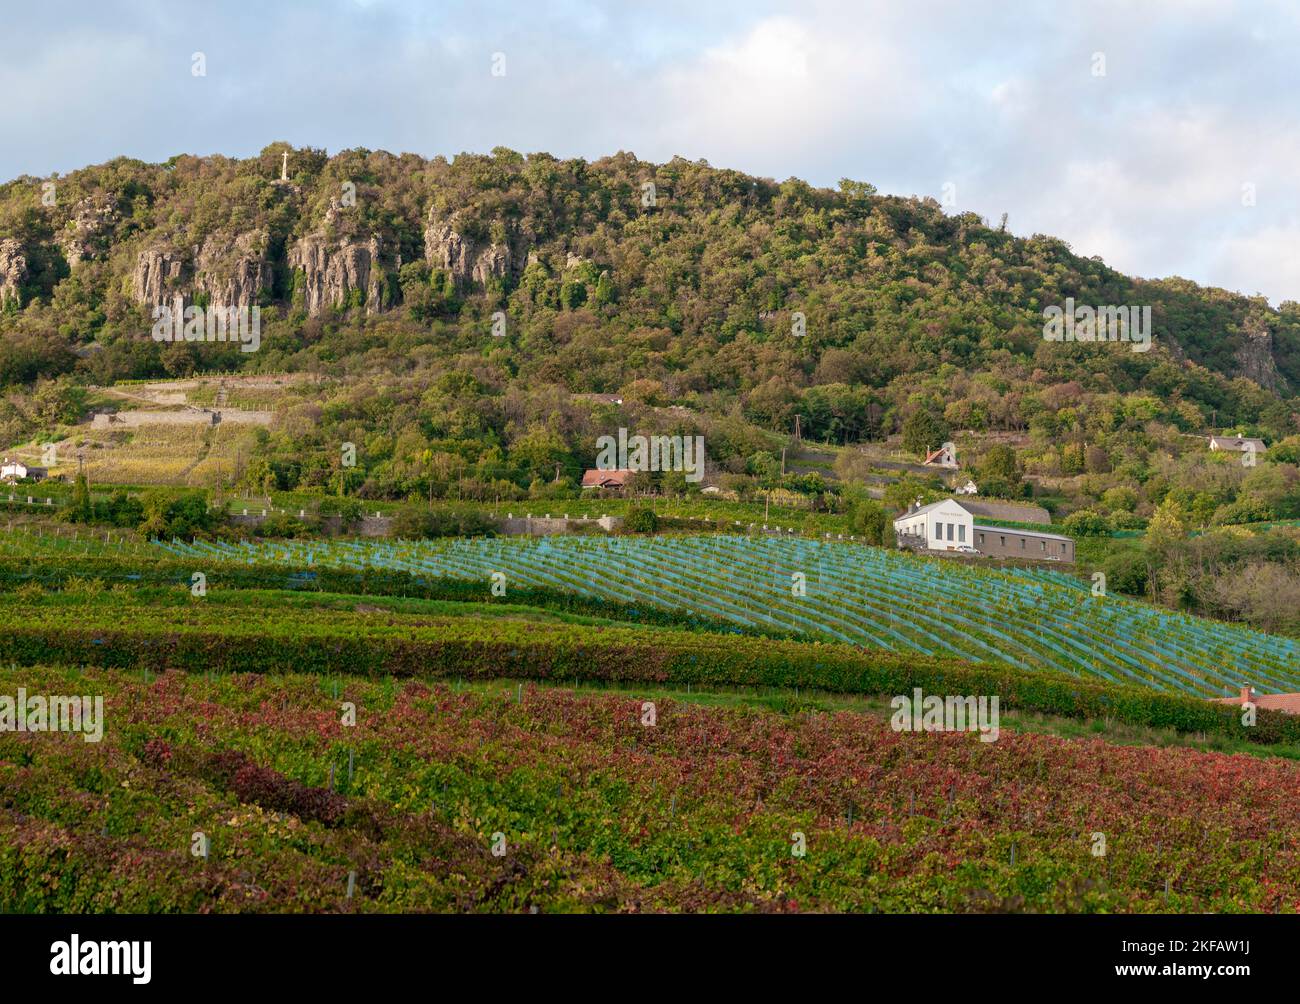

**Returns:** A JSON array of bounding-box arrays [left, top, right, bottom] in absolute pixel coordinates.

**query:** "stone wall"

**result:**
[[224, 509, 623, 538], [498, 514, 622, 535], [92, 409, 274, 429], [226, 510, 392, 537]]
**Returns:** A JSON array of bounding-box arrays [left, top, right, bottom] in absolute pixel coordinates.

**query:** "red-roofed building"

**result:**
[[581, 469, 635, 491], [1212, 686, 1300, 715], [923, 443, 958, 469]]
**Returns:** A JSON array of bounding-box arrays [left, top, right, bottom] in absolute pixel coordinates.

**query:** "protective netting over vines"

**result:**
[[155, 534, 1300, 698]]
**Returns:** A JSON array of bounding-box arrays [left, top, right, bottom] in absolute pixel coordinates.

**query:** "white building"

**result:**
[[923, 441, 958, 469], [1209, 435, 1265, 455], [954, 479, 979, 495], [892, 498, 974, 551], [894, 497, 1076, 562], [0, 458, 46, 483]]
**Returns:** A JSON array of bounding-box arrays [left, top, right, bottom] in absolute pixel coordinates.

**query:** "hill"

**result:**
[[1, 145, 1298, 497]]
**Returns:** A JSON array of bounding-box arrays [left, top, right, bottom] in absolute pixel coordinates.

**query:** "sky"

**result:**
[[3, 0, 1298, 303]]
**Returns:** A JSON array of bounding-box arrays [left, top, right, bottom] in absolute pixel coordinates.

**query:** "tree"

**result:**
[[883, 474, 941, 512], [849, 498, 888, 545], [746, 451, 782, 487], [71, 469, 92, 523], [592, 272, 616, 306], [902, 410, 949, 459], [509, 424, 572, 485], [979, 444, 1020, 483], [138, 490, 216, 540], [1101, 486, 1138, 512], [661, 470, 690, 497], [1062, 509, 1111, 536], [622, 506, 658, 534], [32, 378, 87, 426], [390, 505, 437, 539], [1145, 497, 1188, 552]]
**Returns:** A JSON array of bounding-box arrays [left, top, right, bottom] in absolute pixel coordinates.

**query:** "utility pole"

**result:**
[[794, 415, 801, 443], [780, 447, 786, 476]]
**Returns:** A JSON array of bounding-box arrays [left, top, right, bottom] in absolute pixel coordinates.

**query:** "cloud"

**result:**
[[0, 0, 1298, 302]]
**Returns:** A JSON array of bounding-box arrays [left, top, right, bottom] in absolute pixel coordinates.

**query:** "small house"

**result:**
[[1209, 435, 1266, 455], [581, 469, 635, 491], [1211, 685, 1300, 715], [923, 442, 958, 469], [0, 458, 46, 483], [893, 498, 974, 551]]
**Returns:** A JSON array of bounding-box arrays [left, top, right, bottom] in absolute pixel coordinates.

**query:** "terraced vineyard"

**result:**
[[153, 534, 1300, 699]]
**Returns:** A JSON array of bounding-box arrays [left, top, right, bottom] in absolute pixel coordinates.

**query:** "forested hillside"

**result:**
[[1, 143, 1298, 503]]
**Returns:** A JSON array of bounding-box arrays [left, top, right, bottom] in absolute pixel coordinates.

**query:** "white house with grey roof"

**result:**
[[1208, 435, 1265, 455], [894, 498, 1074, 563], [893, 498, 975, 552]]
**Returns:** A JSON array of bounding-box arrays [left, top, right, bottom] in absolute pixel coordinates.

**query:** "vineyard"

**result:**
[[153, 534, 1300, 699], [3, 663, 1298, 913], [3, 526, 1300, 916]]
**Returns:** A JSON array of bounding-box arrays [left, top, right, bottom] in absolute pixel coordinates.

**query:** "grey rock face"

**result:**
[[62, 196, 120, 266], [423, 211, 516, 288], [1235, 316, 1287, 394], [132, 232, 269, 311], [132, 246, 191, 312], [195, 231, 269, 308], [288, 234, 384, 315], [0, 238, 26, 306]]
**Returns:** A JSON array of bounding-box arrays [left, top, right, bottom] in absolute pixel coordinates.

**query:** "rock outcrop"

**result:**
[[1235, 315, 1287, 394], [194, 231, 269, 308], [423, 210, 518, 288], [132, 246, 191, 311], [62, 196, 120, 266], [288, 234, 385, 315], [0, 239, 26, 307], [132, 231, 268, 311]]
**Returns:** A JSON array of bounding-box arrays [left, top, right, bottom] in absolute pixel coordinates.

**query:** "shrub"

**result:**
[[622, 506, 658, 534], [255, 511, 309, 539], [1062, 509, 1113, 536]]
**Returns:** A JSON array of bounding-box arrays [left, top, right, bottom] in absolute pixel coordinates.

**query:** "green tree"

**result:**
[[883, 474, 942, 512], [902, 410, 949, 459], [1062, 509, 1112, 536], [979, 444, 1019, 483], [1144, 496, 1188, 559], [622, 506, 658, 534], [71, 469, 92, 523], [849, 498, 888, 545]]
